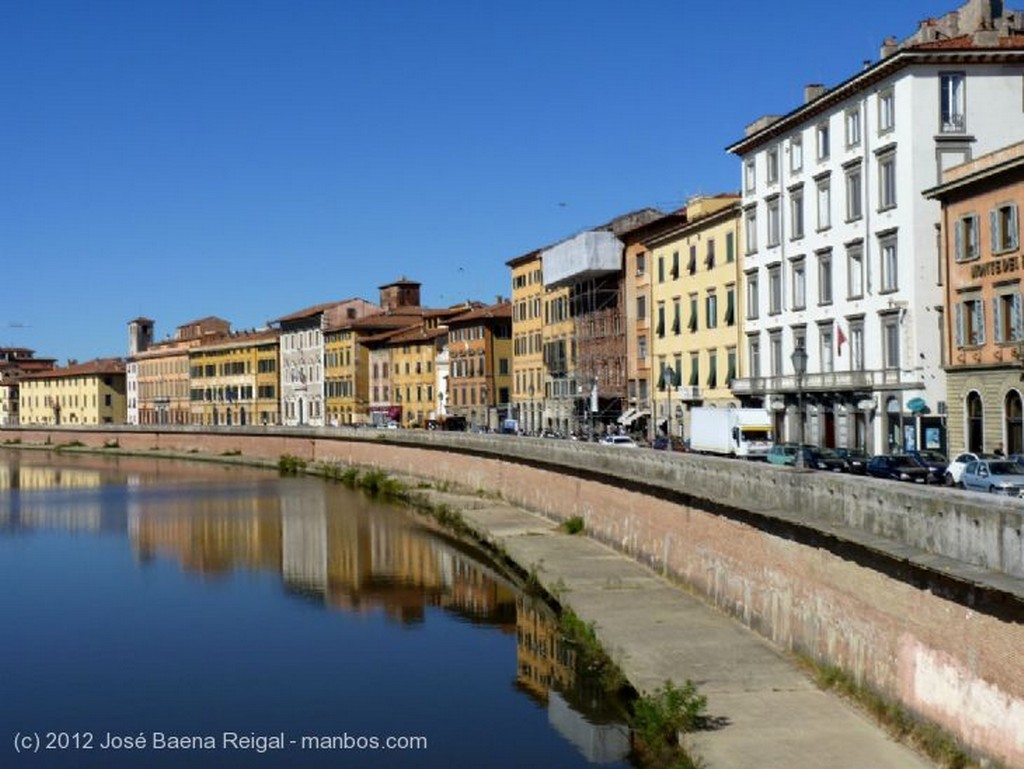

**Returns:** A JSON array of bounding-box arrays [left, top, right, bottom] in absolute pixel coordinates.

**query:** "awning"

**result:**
[[617, 408, 637, 425]]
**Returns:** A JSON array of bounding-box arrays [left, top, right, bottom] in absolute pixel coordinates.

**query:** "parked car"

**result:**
[[833, 447, 870, 474], [865, 455, 933, 484], [766, 444, 799, 466], [802, 447, 846, 472], [652, 436, 685, 451], [961, 459, 1024, 496], [945, 452, 997, 487], [601, 435, 638, 448], [905, 450, 948, 484]]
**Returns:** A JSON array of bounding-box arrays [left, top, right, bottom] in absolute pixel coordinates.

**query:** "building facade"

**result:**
[[728, 0, 1024, 453], [19, 358, 127, 425], [0, 348, 56, 426], [447, 301, 513, 431], [927, 140, 1024, 454], [507, 251, 548, 435], [188, 329, 280, 427], [647, 196, 743, 441]]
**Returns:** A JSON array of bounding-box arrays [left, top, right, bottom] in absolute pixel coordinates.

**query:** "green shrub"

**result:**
[[563, 515, 585, 535], [630, 680, 708, 769], [277, 454, 308, 475]]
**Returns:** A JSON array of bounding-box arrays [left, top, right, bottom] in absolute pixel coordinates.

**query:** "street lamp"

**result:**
[[664, 365, 675, 450], [791, 344, 808, 468]]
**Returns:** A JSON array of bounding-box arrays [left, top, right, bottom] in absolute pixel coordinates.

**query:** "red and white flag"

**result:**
[[836, 325, 847, 356]]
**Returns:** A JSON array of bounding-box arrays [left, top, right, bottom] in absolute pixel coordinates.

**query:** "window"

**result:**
[[878, 88, 895, 133], [686, 296, 696, 333], [768, 265, 782, 315], [878, 149, 897, 210], [847, 243, 864, 299], [687, 353, 698, 387], [769, 331, 783, 376], [766, 146, 779, 185], [707, 350, 718, 389], [790, 134, 803, 172], [687, 246, 697, 275], [994, 291, 1023, 343], [637, 334, 647, 361], [705, 239, 715, 269], [672, 251, 680, 279], [816, 121, 830, 160], [726, 347, 737, 385], [725, 285, 736, 326], [656, 303, 665, 338], [748, 335, 761, 379], [882, 314, 900, 369], [674, 298, 684, 335], [790, 187, 804, 240], [636, 252, 646, 275], [706, 291, 718, 329], [849, 319, 865, 371], [744, 206, 758, 253], [658, 255, 665, 283], [955, 295, 986, 347], [845, 107, 861, 147], [744, 158, 756, 192], [818, 249, 833, 305], [816, 176, 831, 230], [955, 214, 980, 262], [940, 73, 965, 133], [845, 163, 862, 221], [637, 295, 646, 321], [746, 271, 759, 319], [879, 233, 898, 292], [791, 258, 806, 310], [992, 203, 1020, 253], [819, 323, 834, 373], [767, 196, 781, 247], [726, 231, 735, 263]]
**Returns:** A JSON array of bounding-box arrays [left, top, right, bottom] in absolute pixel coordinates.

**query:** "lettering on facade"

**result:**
[[969, 255, 1021, 280]]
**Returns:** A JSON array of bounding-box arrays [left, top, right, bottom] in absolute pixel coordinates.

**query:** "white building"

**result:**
[[727, 0, 1024, 454], [274, 299, 378, 427]]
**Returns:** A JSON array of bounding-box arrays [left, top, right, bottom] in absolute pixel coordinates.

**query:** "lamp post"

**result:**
[[791, 344, 808, 468], [665, 365, 675, 450]]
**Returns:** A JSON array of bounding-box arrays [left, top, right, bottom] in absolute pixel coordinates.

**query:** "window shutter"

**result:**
[[1011, 205, 1019, 250], [991, 209, 1000, 252], [1014, 293, 1024, 341], [993, 296, 1004, 343], [974, 300, 986, 345], [955, 303, 963, 347], [955, 219, 964, 261]]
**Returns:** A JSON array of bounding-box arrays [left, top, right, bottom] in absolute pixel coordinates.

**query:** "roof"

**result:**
[[192, 328, 280, 352], [21, 358, 126, 380], [378, 276, 422, 289], [271, 301, 346, 324], [726, 38, 1024, 156], [446, 301, 512, 325], [327, 307, 426, 334]]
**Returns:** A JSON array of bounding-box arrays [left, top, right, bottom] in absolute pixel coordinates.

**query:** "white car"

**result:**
[[601, 435, 637, 448], [945, 452, 996, 486]]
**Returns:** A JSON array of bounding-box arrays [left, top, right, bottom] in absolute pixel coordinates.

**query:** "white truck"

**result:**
[[688, 407, 773, 458]]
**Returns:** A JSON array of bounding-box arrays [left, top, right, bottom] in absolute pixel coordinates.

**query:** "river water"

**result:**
[[0, 450, 633, 769]]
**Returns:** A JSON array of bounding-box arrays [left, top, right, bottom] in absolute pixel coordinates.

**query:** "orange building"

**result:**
[[446, 301, 513, 431], [927, 140, 1024, 454]]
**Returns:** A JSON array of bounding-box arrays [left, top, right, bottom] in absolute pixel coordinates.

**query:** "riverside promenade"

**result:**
[[431, 490, 934, 769]]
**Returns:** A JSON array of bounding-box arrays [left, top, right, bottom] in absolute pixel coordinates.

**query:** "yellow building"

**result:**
[[541, 282, 574, 435], [647, 195, 743, 440], [507, 251, 547, 434], [18, 358, 127, 425], [324, 309, 425, 426], [188, 330, 280, 426], [378, 323, 445, 429]]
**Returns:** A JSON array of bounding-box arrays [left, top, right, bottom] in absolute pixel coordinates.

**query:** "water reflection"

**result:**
[[0, 451, 632, 768]]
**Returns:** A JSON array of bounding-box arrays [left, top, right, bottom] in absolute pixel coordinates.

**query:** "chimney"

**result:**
[[972, 27, 1000, 46], [880, 36, 899, 58], [804, 84, 826, 103]]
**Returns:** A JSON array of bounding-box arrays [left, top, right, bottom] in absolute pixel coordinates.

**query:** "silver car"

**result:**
[[961, 460, 1024, 496]]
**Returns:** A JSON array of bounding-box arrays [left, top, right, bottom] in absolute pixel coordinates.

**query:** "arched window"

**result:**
[[1005, 390, 1022, 455], [966, 391, 983, 453]]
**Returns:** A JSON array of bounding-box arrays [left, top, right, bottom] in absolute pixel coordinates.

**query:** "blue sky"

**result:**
[[2, 0, 936, 362]]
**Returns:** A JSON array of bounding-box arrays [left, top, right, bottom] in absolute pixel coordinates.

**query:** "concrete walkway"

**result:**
[[437, 493, 934, 769]]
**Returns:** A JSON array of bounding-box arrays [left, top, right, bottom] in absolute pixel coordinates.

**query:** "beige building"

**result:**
[[927, 140, 1024, 455], [188, 329, 281, 427], [647, 195, 743, 440], [19, 358, 127, 425], [0, 348, 56, 426]]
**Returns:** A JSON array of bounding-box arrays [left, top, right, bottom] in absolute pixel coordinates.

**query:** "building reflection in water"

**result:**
[[516, 596, 631, 763], [1, 451, 630, 762]]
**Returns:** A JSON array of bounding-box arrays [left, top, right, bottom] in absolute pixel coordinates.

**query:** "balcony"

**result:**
[[731, 368, 923, 396], [675, 386, 702, 402]]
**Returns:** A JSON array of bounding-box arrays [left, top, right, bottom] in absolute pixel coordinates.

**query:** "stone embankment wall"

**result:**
[[6, 425, 1024, 767]]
